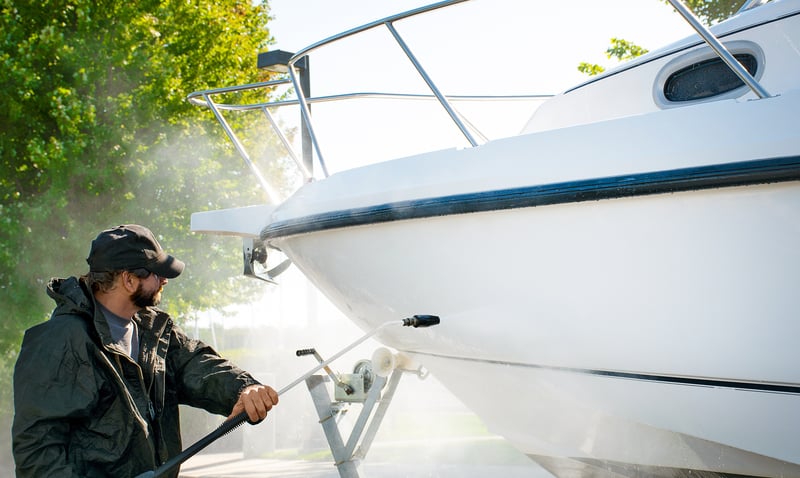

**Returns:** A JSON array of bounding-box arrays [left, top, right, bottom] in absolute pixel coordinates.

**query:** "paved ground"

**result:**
[[179, 452, 551, 477], [179, 454, 339, 477], [175, 378, 553, 478]]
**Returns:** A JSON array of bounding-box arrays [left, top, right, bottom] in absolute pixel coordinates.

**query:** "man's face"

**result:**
[[131, 273, 163, 308]]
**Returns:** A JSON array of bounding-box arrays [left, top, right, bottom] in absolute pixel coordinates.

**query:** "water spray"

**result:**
[[134, 314, 440, 478]]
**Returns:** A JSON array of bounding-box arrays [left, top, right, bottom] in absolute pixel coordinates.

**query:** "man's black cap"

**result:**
[[87, 225, 185, 278]]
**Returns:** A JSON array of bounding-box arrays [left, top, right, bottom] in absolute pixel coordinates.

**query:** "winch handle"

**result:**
[[135, 314, 440, 478]]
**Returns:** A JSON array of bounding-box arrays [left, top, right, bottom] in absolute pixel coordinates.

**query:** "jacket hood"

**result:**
[[46, 276, 94, 320]]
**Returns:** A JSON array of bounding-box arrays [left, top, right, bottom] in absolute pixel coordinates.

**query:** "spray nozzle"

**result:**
[[402, 315, 440, 328]]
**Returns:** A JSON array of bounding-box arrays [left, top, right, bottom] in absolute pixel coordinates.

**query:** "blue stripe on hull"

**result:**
[[262, 156, 800, 240]]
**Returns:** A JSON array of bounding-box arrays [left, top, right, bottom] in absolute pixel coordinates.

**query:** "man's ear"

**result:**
[[120, 271, 139, 293]]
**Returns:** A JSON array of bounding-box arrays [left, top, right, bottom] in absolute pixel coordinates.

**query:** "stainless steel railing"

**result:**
[[187, 0, 550, 196], [187, 0, 771, 203], [186, 80, 549, 202]]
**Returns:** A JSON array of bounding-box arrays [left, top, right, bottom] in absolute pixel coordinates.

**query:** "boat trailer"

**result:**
[[301, 344, 429, 477], [135, 315, 440, 478]]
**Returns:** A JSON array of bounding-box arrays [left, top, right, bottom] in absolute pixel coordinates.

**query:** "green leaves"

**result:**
[[606, 38, 649, 62], [577, 62, 606, 77], [667, 0, 747, 25], [0, 0, 286, 365], [578, 38, 649, 77], [578, 0, 748, 76]]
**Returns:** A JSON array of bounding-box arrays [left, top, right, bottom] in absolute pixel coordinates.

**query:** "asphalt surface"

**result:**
[[179, 452, 551, 477]]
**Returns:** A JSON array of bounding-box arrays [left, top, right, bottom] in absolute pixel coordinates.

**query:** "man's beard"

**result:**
[[132, 282, 161, 308]]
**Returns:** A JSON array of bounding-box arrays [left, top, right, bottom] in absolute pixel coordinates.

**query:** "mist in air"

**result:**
[[177, 265, 547, 477]]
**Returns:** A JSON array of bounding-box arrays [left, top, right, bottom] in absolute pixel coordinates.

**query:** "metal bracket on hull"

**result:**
[[242, 237, 292, 284], [189, 205, 293, 283]]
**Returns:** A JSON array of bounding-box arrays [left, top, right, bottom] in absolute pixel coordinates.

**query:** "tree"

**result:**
[[578, 0, 749, 76], [680, 0, 749, 25], [578, 38, 649, 76], [0, 0, 296, 434]]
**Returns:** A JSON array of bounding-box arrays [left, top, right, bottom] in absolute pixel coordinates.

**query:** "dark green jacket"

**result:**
[[12, 277, 260, 477]]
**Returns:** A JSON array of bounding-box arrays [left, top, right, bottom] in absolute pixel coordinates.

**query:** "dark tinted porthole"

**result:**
[[664, 54, 758, 102]]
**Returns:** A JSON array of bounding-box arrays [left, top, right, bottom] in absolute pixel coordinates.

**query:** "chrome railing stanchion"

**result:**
[[202, 93, 282, 203], [667, 0, 770, 99], [384, 20, 480, 147], [260, 106, 312, 181], [288, 60, 330, 178]]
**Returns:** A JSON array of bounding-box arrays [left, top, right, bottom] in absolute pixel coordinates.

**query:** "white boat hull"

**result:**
[[270, 180, 800, 476], [422, 354, 800, 477]]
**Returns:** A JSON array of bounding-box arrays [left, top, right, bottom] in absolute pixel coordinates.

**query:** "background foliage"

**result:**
[[578, 0, 747, 75], [0, 0, 297, 464]]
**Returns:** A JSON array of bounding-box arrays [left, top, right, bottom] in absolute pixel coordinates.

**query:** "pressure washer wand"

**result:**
[[135, 314, 439, 478]]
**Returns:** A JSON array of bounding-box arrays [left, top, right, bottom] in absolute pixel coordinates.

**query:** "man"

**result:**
[[12, 224, 279, 477]]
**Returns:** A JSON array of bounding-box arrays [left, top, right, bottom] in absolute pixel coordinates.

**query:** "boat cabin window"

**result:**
[[663, 54, 758, 102]]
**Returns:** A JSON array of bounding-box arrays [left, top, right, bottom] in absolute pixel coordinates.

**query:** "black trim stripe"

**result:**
[[414, 351, 800, 396], [262, 156, 800, 240]]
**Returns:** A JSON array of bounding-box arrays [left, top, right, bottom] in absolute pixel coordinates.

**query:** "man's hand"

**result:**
[[228, 384, 279, 423]]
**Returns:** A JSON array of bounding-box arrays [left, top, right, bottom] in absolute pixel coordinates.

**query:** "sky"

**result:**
[[258, 0, 696, 174], [266, 0, 694, 91]]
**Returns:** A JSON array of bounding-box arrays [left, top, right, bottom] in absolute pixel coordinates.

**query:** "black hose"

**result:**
[[134, 411, 250, 478]]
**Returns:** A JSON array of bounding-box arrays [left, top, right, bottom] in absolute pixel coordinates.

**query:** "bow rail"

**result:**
[[187, 0, 770, 202]]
